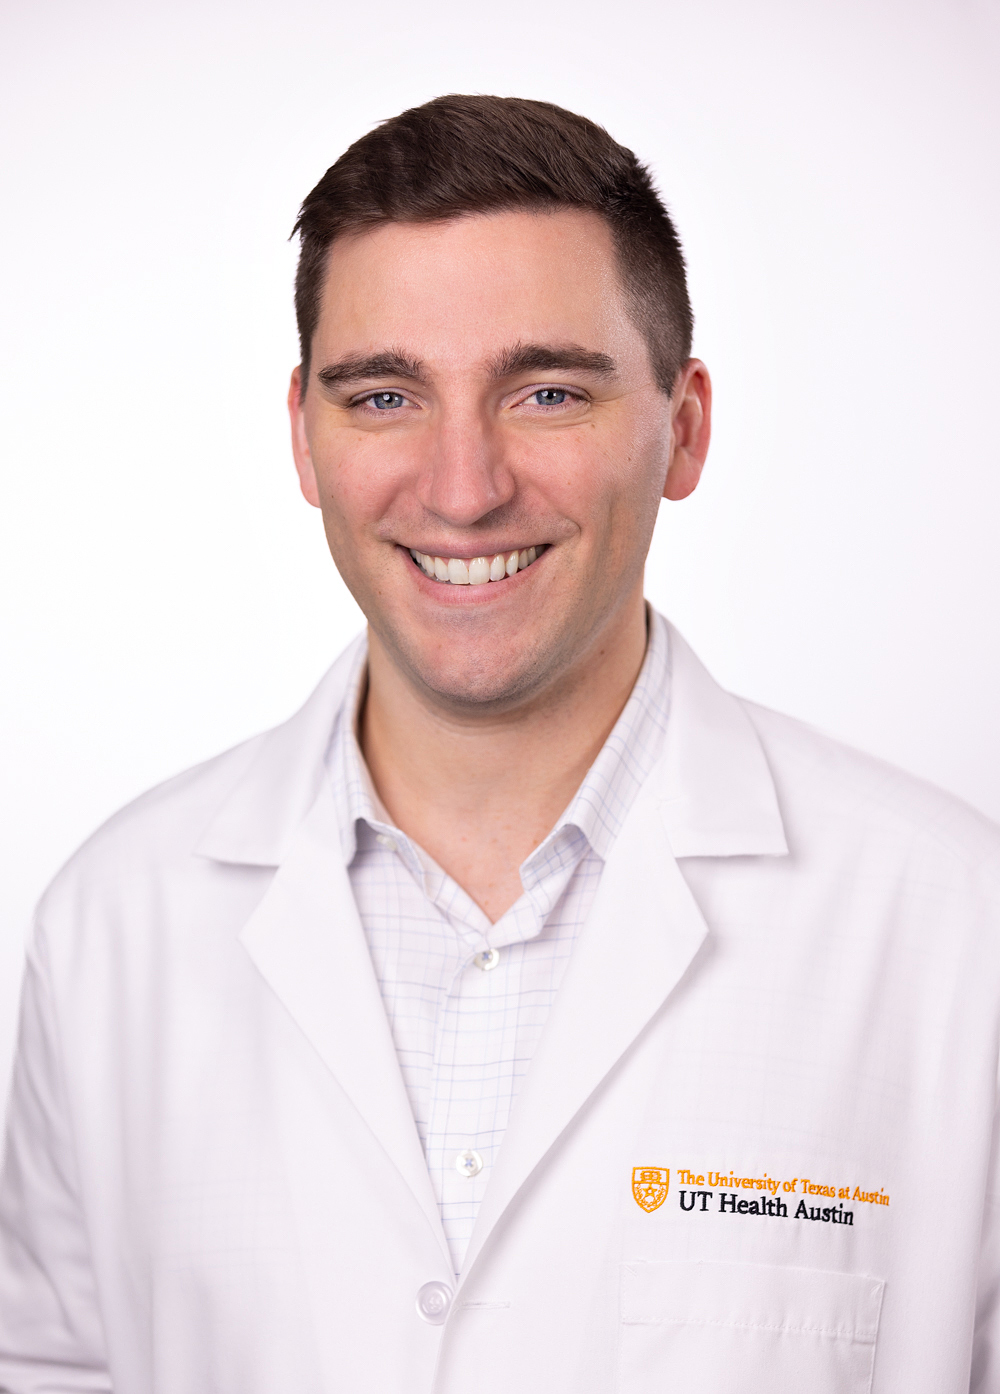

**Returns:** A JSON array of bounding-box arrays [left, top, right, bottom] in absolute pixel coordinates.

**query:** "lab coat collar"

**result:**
[[195, 618, 787, 868], [660, 623, 788, 858], [195, 634, 366, 866]]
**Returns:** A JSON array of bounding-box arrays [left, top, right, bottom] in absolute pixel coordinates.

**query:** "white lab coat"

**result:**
[[1, 621, 999, 1393]]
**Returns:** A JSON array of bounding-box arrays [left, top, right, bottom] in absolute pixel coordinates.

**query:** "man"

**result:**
[[0, 95, 998, 1393]]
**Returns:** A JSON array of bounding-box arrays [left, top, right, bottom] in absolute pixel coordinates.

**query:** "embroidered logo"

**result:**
[[669, 1166, 890, 1226], [632, 1167, 670, 1212]]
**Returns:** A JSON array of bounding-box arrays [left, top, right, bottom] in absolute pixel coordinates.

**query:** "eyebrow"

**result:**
[[488, 342, 617, 381], [314, 341, 618, 391], [316, 350, 427, 388]]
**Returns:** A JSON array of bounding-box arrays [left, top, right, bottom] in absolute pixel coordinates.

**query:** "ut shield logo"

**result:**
[[632, 1167, 670, 1212]]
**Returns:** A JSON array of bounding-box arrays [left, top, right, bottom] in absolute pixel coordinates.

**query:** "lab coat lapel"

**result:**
[[460, 784, 707, 1279], [195, 633, 446, 1257], [237, 780, 447, 1252], [461, 619, 789, 1279]]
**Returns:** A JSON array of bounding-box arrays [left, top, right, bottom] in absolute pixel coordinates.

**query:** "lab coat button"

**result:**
[[416, 1280, 453, 1324], [455, 1148, 484, 1178]]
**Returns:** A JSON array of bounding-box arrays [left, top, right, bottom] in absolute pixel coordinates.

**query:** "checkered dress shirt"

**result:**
[[326, 610, 671, 1277]]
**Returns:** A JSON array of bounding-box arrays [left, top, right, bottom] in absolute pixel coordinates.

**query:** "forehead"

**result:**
[[313, 208, 638, 368]]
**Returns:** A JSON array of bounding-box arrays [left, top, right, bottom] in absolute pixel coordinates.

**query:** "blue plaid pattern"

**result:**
[[326, 611, 671, 1277]]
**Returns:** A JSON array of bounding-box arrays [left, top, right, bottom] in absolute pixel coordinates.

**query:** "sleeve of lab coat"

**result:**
[[0, 930, 112, 1394], [971, 1081, 1000, 1392]]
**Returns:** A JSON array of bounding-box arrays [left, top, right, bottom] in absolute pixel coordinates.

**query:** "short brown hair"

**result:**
[[292, 95, 693, 395]]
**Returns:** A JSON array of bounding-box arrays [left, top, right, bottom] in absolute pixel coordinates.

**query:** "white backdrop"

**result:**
[[2, 0, 998, 1101]]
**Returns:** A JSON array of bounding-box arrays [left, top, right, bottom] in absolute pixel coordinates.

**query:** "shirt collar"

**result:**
[[195, 613, 785, 869], [326, 640, 388, 867], [327, 609, 671, 875], [541, 606, 670, 865]]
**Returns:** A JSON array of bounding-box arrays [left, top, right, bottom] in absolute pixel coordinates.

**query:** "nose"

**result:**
[[416, 404, 516, 527]]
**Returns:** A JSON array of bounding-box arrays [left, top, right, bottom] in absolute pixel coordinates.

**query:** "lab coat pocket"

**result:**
[[618, 1260, 884, 1393]]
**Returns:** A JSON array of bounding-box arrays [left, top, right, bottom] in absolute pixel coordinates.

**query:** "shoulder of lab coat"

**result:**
[[741, 696, 1000, 874]]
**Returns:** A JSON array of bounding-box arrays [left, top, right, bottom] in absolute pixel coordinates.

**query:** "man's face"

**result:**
[[290, 208, 705, 712]]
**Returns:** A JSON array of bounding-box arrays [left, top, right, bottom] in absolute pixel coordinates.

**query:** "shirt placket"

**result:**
[[423, 829, 588, 1275]]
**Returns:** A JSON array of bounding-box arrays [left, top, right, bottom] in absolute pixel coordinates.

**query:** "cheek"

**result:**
[[541, 426, 665, 537], [611, 418, 671, 521], [311, 431, 409, 530]]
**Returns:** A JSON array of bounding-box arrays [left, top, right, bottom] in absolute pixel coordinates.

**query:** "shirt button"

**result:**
[[473, 947, 500, 971], [375, 833, 397, 851], [455, 1148, 484, 1178], [416, 1280, 453, 1324]]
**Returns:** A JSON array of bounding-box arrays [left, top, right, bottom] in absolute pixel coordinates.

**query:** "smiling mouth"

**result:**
[[408, 546, 547, 585]]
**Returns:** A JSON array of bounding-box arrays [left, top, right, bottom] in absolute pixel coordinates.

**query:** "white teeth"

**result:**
[[411, 546, 545, 585]]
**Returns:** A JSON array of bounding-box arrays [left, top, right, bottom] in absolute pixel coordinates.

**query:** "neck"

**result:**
[[359, 588, 649, 922]]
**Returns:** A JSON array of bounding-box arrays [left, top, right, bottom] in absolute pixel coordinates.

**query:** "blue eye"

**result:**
[[371, 392, 405, 410], [533, 388, 568, 406]]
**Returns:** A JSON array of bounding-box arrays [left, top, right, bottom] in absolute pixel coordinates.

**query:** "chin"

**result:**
[[419, 652, 545, 712], [387, 622, 562, 713]]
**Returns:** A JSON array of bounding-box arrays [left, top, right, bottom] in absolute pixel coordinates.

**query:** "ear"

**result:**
[[663, 359, 712, 502], [288, 365, 321, 508]]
